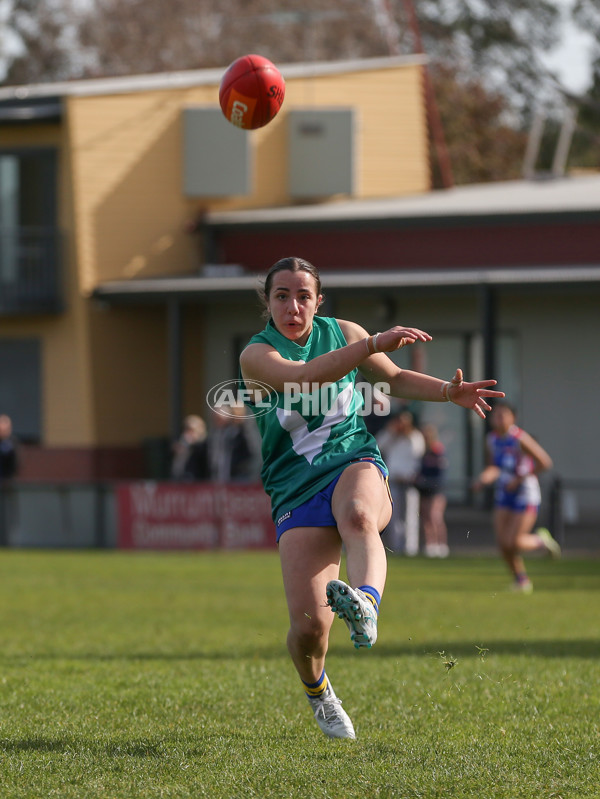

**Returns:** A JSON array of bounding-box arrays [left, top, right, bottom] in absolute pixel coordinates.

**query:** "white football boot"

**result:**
[[326, 579, 378, 649], [307, 682, 356, 739]]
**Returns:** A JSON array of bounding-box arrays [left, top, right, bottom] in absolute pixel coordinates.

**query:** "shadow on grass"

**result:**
[[342, 638, 600, 660], [0, 730, 261, 758], [0, 735, 182, 758], [3, 638, 599, 662]]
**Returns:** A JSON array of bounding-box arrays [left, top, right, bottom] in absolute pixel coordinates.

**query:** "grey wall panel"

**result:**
[[288, 108, 354, 198], [183, 108, 250, 197]]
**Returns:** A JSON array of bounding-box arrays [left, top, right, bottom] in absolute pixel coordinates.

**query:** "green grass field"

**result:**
[[0, 550, 599, 799]]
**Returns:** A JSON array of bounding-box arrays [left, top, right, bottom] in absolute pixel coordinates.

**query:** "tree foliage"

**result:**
[[568, 60, 600, 170], [568, 0, 600, 169], [2, 0, 599, 183], [4, 0, 89, 84], [4, 0, 390, 82], [401, 0, 563, 116], [430, 63, 529, 185], [572, 0, 600, 38]]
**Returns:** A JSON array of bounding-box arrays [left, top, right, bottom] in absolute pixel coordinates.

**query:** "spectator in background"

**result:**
[[416, 423, 449, 558], [361, 383, 391, 438], [171, 414, 209, 481], [0, 414, 18, 481], [207, 405, 259, 482], [0, 414, 18, 546], [376, 408, 425, 556]]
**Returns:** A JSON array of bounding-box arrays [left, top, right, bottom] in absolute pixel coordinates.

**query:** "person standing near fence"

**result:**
[[0, 414, 17, 481], [171, 414, 210, 481], [416, 423, 449, 558], [0, 414, 18, 546], [376, 409, 425, 556], [472, 401, 560, 593], [207, 406, 259, 482], [239, 256, 504, 740]]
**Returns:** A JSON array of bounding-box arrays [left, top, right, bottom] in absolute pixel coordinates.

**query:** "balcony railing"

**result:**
[[0, 227, 62, 314]]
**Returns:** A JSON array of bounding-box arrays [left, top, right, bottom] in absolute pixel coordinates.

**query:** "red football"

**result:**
[[219, 54, 285, 130]]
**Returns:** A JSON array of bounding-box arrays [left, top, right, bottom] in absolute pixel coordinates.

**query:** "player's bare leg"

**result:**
[[326, 461, 392, 647], [495, 508, 538, 591], [279, 527, 355, 738], [279, 525, 341, 683], [331, 460, 392, 594], [423, 493, 449, 557]]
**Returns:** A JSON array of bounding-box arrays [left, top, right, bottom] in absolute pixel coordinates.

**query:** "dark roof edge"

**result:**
[[91, 265, 600, 304], [205, 209, 600, 233]]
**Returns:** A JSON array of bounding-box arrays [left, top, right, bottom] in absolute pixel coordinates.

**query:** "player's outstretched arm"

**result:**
[[344, 318, 505, 419], [443, 369, 505, 420], [384, 366, 504, 419], [242, 318, 504, 418], [519, 429, 554, 473], [241, 320, 432, 393]]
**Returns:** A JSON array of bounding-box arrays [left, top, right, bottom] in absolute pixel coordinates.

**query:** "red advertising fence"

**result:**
[[116, 482, 276, 550]]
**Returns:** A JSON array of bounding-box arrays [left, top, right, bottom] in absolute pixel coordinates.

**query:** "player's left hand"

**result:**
[[447, 368, 505, 419]]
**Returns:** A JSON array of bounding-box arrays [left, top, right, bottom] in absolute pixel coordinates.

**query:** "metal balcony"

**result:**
[[0, 227, 62, 314]]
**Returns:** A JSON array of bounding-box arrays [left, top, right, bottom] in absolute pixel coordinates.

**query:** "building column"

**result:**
[[478, 284, 497, 509], [479, 284, 497, 389], [167, 297, 183, 442]]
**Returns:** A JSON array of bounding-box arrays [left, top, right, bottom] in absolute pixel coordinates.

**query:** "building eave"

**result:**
[[205, 175, 600, 230], [0, 54, 427, 102], [91, 265, 600, 305]]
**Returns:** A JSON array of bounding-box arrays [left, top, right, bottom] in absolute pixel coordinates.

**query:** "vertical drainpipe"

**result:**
[[167, 296, 183, 443], [480, 283, 497, 393], [479, 283, 497, 510]]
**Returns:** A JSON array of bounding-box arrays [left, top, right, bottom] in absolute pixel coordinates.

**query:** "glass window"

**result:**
[[381, 331, 520, 502], [0, 149, 59, 312], [383, 336, 469, 501], [0, 155, 19, 282], [0, 338, 42, 443], [0, 149, 57, 280]]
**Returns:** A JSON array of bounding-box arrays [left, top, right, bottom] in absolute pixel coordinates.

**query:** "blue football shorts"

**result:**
[[495, 489, 539, 513], [275, 458, 389, 542]]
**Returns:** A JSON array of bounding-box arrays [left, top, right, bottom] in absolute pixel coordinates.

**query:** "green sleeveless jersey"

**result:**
[[243, 316, 386, 523]]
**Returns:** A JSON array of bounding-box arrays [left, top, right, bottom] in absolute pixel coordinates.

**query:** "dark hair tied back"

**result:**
[[258, 257, 322, 318]]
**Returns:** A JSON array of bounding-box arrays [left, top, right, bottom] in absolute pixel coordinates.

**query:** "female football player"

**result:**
[[240, 256, 504, 738], [473, 401, 559, 593]]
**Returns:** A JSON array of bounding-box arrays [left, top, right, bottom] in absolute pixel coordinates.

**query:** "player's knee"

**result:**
[[341, 498, 374, 534], [289, 615, 327, 651]]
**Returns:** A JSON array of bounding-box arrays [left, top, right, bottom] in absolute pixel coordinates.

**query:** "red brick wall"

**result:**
[[17, 446, 146, 482]]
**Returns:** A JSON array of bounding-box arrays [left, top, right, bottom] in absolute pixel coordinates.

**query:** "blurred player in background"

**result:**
[[473, 401, 560, 593], [240, 256, 504, 739]]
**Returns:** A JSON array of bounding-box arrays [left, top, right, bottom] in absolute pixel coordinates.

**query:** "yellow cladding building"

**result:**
[[0, 56, 429, 478]]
